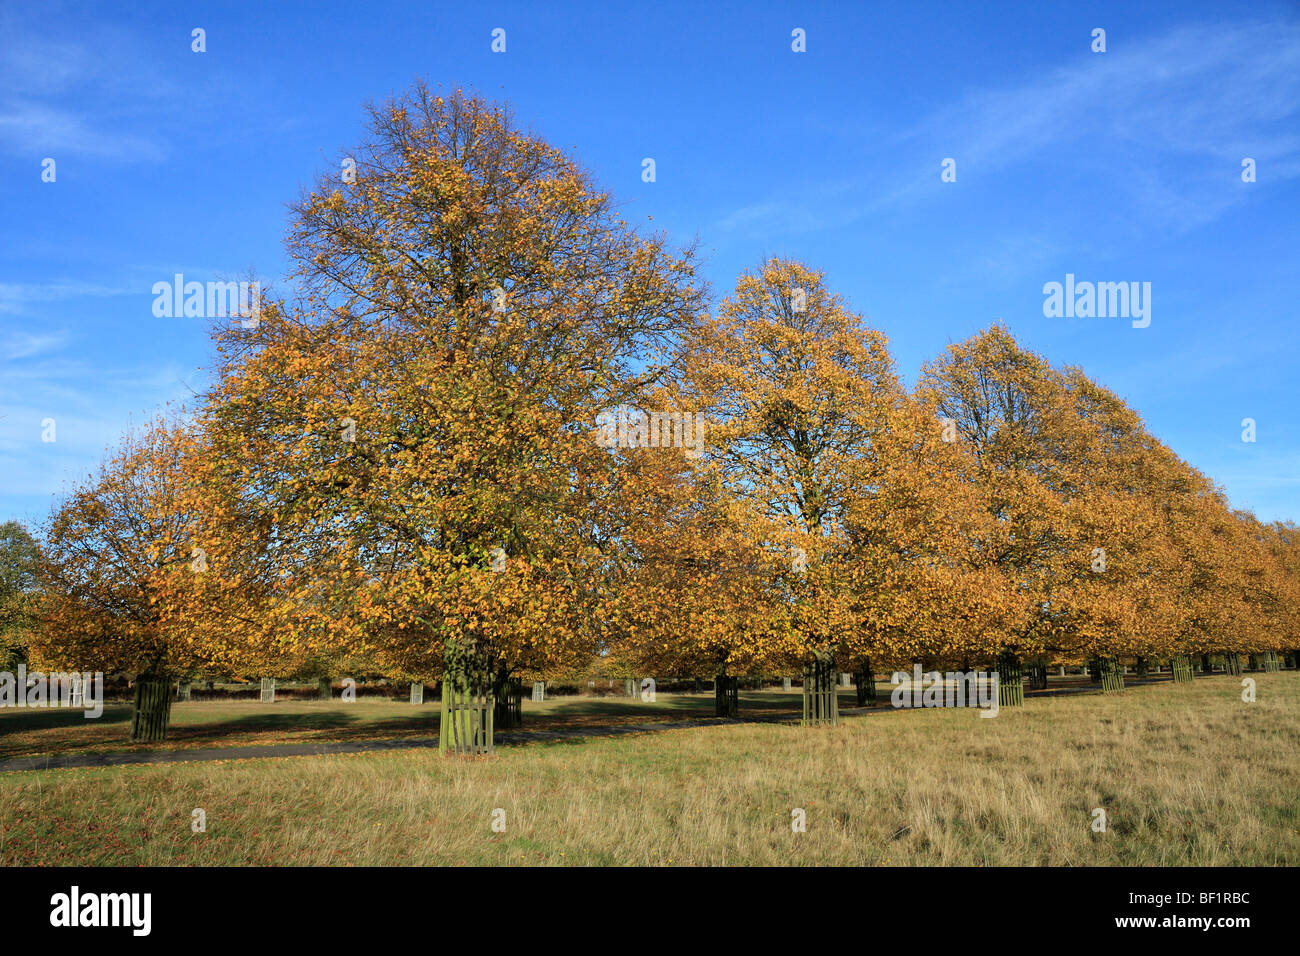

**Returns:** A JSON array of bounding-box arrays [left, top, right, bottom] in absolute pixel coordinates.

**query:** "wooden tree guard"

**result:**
[[531, 681, 545, 702], [1248, 654, 1261, 672], [259, 678, 276, 703], [997, 652, 1024, 707], [494, 677, 523, 729], [1027, 662, 1048, 690], [782, 677, 792, 692], [1263, 650, 1281, 673], [1087, 658, 1102, 683], [1135, 656, 1149, 679], [439, 680, 494, 755], [715, 675, 738, 718], [1099, 657, 1125, 693], [1171, 655, 1193, 683], [1224, 652, 1242, 676], [410, 682, 424, 705], [854, 664, 877, 706], [176, 680, 192, 701], [623, 678, 637, 697], [801, 659, 838, 726], [130, 676, 173, 742], [317, 677, 331, 699]]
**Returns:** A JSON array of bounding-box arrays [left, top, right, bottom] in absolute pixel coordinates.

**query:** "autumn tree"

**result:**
[[31, 416, 273, 740], [200, 83, 703, 751], [681, 257, 968, 721], [0, 521, 42, 672]]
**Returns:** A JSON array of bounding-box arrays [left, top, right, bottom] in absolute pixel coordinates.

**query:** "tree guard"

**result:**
[[317, 677, 331, 699], [1134, 656, 1149, 679], [1027, 661, 1048, 690], [854, 662, 877, 706], [997, 651, 1024, 707], [715, 674, 738, 718], [801, 658, 838, 726], [1263, 650, 1281, 673], [439, 679, 494, 755], [1224, 652, 1243, 676], [1098, 657, 1125, 693], [1170, 655, 1193, 683], [130, 675, 173, 742], [494, 676, 523, 729], [410, 682, 424, 705]]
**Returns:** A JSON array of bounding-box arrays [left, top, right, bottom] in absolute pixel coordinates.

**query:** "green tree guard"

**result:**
[[439, 679, 494, 755], [130, 674, 173, 742], [715, 674, 738, 718], [1263, 650, 1281, 673], [1171, 655, 1193, 683], [493, 676, 523, 729], [1224, 652, 1242, 676], [802, 657, 838, 725], [437, 636, 497, 755], [1135, 656, 1149, 679], [997, 651, 1025, 707], [317, 677, 331, 699], [1099, 657, 1125, 693], [176, 680, 192, 702]]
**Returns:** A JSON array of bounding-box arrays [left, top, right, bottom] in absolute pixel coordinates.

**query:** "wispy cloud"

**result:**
[[717, 18, 1300, 243], [0, 280, 136, 315]]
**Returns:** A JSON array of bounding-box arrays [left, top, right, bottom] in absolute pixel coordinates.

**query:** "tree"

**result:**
[[682, 257, 955, 719], [200, 83, 704, 751], [0, 521, 42, 672], [32, 416, 270, 740]]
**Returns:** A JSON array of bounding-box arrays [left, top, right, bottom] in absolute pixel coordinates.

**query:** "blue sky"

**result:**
[[2, 0, 1297, 527]]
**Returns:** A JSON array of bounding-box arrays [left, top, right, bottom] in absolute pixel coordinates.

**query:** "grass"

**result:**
[[0, 688, 808, 761], [1, 673, 1297, 865]]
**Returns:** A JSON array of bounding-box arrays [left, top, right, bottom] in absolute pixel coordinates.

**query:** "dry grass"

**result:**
[[1, 674, 1296, 865]]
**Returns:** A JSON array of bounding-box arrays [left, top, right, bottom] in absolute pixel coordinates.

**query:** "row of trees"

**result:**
[[22, 83, 1300, 742]]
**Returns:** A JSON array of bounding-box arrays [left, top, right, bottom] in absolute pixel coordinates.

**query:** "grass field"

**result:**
[[1, 674, 1297, 865]]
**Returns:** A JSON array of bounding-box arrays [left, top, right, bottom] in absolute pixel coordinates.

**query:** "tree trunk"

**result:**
[[317, 676, 331, 699]]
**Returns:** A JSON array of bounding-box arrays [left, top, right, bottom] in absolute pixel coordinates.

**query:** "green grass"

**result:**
[[2, 674, 1297, 865], [0, 688, 809, 760]]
